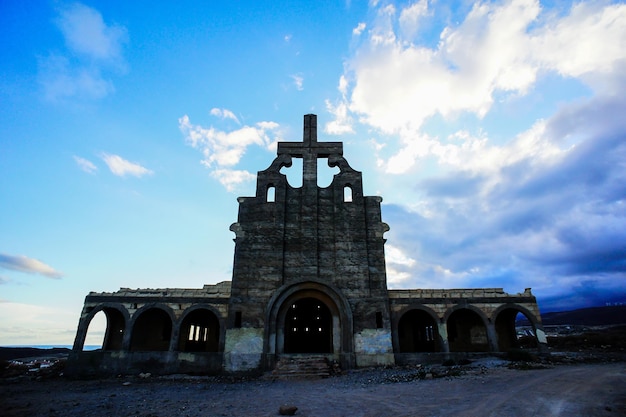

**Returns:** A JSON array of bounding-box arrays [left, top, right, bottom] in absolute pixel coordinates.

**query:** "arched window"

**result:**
[[267, 186, 275, 202], [344, 186, 352, 202], [178, 308, 220, 352]]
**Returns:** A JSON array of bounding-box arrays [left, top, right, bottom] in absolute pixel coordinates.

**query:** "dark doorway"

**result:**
[[130, 308, 172, 351], [284, 297, 332, 353], [398, 309, 439, 352], [178, 309, 220, 352], [447, 309, 489, 352]]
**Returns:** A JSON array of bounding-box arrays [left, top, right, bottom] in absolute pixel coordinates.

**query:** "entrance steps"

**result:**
[[271, 355, 331, 379]]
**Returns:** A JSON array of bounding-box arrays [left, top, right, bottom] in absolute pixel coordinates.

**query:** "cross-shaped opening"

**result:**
[[277, 114, 343, 189]]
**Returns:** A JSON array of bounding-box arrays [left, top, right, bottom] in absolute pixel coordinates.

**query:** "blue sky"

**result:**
[[1, 0, 625, 345]]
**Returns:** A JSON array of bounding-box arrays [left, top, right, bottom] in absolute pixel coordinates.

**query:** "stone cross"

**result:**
[[277, 114, 343, 189]]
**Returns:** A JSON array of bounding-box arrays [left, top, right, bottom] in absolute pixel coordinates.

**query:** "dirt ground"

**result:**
[[2, 361, 625, 417]]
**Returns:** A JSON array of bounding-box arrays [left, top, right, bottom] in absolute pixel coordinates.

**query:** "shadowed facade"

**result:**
[[68, 114, 546, 376]]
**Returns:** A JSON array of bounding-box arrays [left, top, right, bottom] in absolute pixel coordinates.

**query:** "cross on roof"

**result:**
[[277, 114, 343, 187]]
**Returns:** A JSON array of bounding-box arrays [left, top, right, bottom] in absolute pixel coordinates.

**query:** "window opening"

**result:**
[[317, 158, 339, 187], [344, 186, 353, 202], [234, 311, 242, 328], [267, 186, 275, 202], [280, 158, 303, 187]]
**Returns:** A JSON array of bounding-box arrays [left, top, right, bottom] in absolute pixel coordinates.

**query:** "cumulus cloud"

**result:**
[[398, 0, 429, 39], [73, 155, 98, 174], [211, 169, 257, 192], [101, 153, 153, 177], [0, 254, 63, 279], [327, 0, 626, 310], [324, 76, 355, 134], [179, 111, 282, 191], [38, 3, 128, 102], [330, 0, 626, 138]]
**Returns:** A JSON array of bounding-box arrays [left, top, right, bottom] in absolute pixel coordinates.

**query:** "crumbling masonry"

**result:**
[[68, 114, 547, 375]]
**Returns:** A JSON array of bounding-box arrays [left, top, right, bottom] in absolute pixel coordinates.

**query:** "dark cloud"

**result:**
[[382, 93, 626, 311]]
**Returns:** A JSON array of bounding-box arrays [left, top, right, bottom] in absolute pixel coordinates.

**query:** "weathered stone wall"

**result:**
[[227, 114, 394, 370]]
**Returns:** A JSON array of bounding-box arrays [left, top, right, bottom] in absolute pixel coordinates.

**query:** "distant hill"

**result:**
[[0, 347, 70, 362], [521, 305, 626, 326]]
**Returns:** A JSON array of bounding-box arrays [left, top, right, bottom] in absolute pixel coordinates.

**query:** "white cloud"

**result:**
[[398, 0, 429, 39], [386, 244, 416, 267], [211, 169, 257, 192], [531, 2, 626, 83], [291, 74, 304, 90], [386, 265, 412, 285], [73, 155, 98, 174], [0, 253, 63, 279], [353, 22, 366, 36], [101, 153, 153, 177], [325, 76, 355, 135], [179, 113, 282, 191], [325, 99, 354, 134], [210, 108, 241, 124], [38, 3, 128, 102], [337, 0, 626, 142], [335, 1, 626, 308]]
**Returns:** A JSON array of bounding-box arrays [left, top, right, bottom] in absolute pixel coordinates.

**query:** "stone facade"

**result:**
[[68, 114, 546, 376]]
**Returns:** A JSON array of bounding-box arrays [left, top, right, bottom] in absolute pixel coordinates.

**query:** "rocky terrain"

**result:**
[[1, 353, 625, 417]]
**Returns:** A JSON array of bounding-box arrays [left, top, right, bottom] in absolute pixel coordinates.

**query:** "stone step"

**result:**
[[271, 356, 331, 379]]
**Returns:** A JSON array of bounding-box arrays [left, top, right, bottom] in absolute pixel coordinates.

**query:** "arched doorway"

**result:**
[[268, 283, 352, 358], [97, 307, 125, 350], [284, 297, 332, 353], [130, 308, 172, 351], [447, 308, 489, 352], [398, 309, 439, 352], [178, 308, 220, 352], [494, 307, 539, 351]]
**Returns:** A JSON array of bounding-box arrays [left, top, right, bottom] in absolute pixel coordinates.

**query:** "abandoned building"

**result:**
[[68, 114, 547, 376]]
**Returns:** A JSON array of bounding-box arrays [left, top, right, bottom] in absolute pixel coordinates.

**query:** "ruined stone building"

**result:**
[[68, 114, 547, 375]]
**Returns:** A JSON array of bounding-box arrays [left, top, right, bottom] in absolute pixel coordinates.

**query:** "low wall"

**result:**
[[65, 351, 224, 377]]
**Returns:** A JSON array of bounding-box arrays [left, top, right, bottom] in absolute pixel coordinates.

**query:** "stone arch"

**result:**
[[129, 304, 175, 352], [444, 305, 491, 352], [72, 303, 129, 351], [396, 306, 441, 352], [177, 305, 223, 352], [266, 281, 353, 356], [492, 304, 542, 351]]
